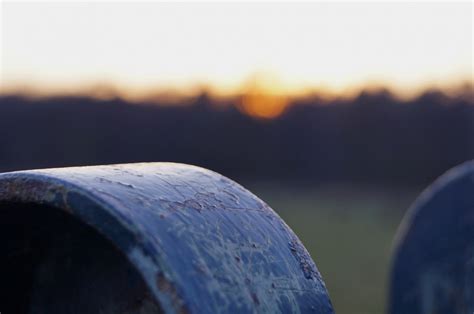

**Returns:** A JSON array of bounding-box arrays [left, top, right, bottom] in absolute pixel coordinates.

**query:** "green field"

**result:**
[[246, 183, 421, 314]]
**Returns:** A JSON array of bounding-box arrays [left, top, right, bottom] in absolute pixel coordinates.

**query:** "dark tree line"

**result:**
[[0, 89, 472, 185]]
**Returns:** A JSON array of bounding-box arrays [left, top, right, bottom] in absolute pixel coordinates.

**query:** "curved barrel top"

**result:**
[[390, 160, 474, 314], [0, 163, 333, 314]]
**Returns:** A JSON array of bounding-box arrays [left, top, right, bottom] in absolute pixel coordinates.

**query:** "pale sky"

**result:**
[[1, 2, 472, 97]]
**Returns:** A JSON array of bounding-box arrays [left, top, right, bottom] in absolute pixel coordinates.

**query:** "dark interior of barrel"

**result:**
[[0, 202, 162, 314]]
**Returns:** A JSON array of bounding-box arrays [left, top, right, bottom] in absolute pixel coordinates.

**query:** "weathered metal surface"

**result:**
[[0, 162, 333, 313], [389, 161, 474, 314]]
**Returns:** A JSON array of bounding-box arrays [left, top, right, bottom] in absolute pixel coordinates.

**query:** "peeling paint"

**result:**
[[0, 163, 334, 313]]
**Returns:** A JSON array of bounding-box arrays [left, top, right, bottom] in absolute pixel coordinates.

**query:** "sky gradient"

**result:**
[[1, 2, 472, 99]]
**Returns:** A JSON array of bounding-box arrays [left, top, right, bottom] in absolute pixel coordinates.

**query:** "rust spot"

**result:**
[[288, 239, 318, 280], [156, 273, 189, 314], [184, 199, 203, 213]]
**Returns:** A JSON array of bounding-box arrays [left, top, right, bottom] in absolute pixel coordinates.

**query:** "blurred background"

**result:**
[[1, 2, 473, 313]]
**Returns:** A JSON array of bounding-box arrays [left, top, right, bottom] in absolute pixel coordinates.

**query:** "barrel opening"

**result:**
[[0, 202, 162, 314]]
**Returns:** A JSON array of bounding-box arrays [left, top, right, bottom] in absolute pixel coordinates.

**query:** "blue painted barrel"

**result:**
[[0, 163, 334, 313], [390, 161, 474, 314]]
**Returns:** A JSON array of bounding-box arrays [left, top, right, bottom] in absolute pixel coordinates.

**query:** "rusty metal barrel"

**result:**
[[389, 161, 474, 314], [0, 163, 334, 314]]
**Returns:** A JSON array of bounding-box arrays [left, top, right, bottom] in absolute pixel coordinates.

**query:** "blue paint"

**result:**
[[0, 163, 334, 313], [390, 161, 474, 314]]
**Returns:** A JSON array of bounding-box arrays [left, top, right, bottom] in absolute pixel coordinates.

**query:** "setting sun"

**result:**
[[1, 2, 472, 102]]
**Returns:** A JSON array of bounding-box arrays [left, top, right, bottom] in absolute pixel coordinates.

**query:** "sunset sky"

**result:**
[[1, 2, 472, 101]]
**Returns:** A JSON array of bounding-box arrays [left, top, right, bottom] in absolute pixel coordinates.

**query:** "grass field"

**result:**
[[246, 183, 421, 314]]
